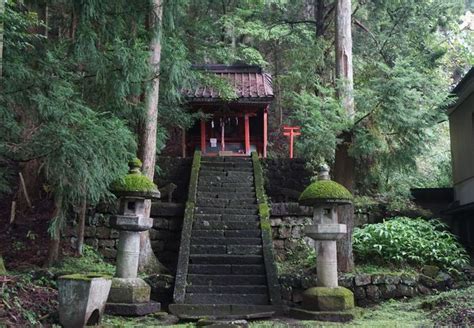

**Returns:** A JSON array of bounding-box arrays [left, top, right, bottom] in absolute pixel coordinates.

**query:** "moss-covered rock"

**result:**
[[299, 180, 353, 206], [302, 286, 355, 311]]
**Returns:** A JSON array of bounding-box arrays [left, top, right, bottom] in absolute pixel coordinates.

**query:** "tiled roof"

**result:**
[[184, 64, 273, 103]]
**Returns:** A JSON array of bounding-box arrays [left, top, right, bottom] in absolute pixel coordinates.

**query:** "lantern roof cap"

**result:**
[[111, 158, 160, 199], [298, 165, 352, 206]]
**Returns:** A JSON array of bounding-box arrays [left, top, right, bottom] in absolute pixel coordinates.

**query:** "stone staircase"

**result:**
[[170, 155, 281, 319]]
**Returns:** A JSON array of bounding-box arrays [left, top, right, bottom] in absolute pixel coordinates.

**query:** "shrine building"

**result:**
[[180, 64, 273, 158]]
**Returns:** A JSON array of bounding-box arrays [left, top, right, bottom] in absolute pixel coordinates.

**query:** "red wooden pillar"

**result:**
[[263, 106, 268, 158], [200, 119, 206, 154], [244, 113, 250, 155]]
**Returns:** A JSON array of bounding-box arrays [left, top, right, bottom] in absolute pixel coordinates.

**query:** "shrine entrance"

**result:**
[[182, 64, 273, 158]]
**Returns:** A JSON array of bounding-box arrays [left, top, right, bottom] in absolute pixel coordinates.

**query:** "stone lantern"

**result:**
[[290, 165, 355, 322], [105, 159, 161, 316]]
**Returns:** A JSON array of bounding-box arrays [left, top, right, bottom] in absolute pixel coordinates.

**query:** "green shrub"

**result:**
[[353, 217, 469, 273]]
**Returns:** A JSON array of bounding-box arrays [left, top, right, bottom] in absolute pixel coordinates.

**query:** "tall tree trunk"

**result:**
[[76, 197, 86, 256], [137, 0, 167, 274], [0, 0, 4, 78], [334, 0, 355, 272], [44, 199, 62, 267]]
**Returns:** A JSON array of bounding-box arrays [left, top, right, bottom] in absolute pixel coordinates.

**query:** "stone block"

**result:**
[[85, 238, 99, 250], [99, 240, 115, 248], [110, 229, 120, 239], [281, 286, 292, 301], [270, 218, 282, 227], [273, 240, 285, 249], [293, 290, 303, 303], [379, 284, 397, 299], [401, 274, 418, 286], [365, 285, 381, 301], [354, 287, 366, 300], [291, 226, 303, 239], [419, 274, 437, 288], [422, 265, 440, 278], [105, 301, 160, 316], [107, 278, 151, 304], [58, 274, 111, 327], [100, 248, 117, 259], [302, 287, 354, 312], [96, 227, 111, 239], [354, 274, 371, 286], [84, 226, 96, 237], [397, 284, 417, 297], [278, 226, 292, 239], [338, 276, 354, 289]]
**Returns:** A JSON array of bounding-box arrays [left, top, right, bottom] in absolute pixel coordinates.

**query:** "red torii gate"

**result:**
[[282, 125, 301, 159]]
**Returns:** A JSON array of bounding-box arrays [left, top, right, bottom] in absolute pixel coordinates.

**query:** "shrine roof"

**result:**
[[184, 64, 273, 104]]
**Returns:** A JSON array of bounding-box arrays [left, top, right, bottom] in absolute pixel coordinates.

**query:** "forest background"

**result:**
[[0, 0, 473, 267]]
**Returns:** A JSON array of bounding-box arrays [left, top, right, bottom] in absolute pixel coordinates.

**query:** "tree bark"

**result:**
[[0, 0, 4, 78], [44, 200, 62, 267], [334, 0, 355, 272], [137, 0, 167, 274], [76, 197, 86, 256]]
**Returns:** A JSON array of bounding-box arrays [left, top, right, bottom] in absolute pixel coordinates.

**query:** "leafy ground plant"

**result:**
[[353, 217, 469, 273]]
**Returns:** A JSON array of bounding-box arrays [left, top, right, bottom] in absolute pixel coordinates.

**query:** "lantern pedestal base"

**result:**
[[302, 286, 354, 311], [105, 301, 161, 317]]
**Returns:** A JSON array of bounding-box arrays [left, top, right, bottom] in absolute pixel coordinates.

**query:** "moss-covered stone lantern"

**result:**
[[290, 164, 355, 322], [105, 159, 161, 316]]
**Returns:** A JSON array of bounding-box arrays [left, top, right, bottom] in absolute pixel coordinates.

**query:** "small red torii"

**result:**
[[282, 125, 301, 159]]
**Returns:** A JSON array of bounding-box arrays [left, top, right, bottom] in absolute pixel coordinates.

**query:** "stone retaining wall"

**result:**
[[279, 271, 460, 307], [64, 203, 184, 273]]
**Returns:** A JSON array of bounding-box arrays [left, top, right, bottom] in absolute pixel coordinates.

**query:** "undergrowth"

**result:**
[[353, 217, 469, 273], [52, 245, 115, 276]]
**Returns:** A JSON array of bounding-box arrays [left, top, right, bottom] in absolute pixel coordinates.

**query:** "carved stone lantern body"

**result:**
[[290, 165, 355, 321], [105, 159, 161, 316]]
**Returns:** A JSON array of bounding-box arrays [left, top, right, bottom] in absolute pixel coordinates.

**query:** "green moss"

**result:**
[[303, 286, 355, 311], [111, 172, 157, 192], [59, 273, 112, 281], [187, 151, 201, 202], [53, 245, 115, 276], [299, 180, 353, 205], [128, 158, 143, 169]]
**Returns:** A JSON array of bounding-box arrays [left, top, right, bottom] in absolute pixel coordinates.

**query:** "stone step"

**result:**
[[200, 165, 253, 171], [188, 264, 265, 275], [197, 186, 255, 193], [193, 220, 260, 230], [197, 192, 256, 200], [185, 293, 269, 305], [189, 254, 263, 265], [201, 157, 252, 163], [190, 245, 263, 255], [191, 237, 261, 245], [194, 214, 260, 222], [186, 285, 268, 294], [196, 199, 256, 208], [188, 274, 266, 286], [201, 160, 253, 167], [198, 181, 254, 188], [199, 176, 254, 184], [191, 229, 262, 238], [195, 207, 258, 215], [199, 170, 253, 180], [168, 304, 275, 320], [200, 169, 254, 175]]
